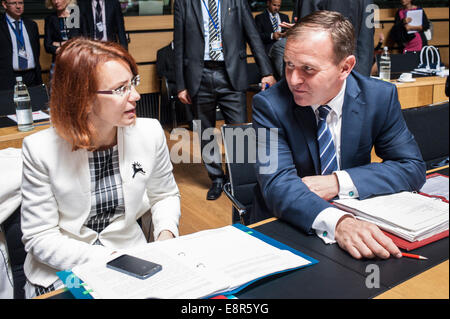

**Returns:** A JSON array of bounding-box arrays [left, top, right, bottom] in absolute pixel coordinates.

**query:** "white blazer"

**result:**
[[20, 118, 181, 288]]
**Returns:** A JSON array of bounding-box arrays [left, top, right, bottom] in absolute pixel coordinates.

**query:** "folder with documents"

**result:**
[[333, 191, 449, 248], [57, 224, 317, 299]]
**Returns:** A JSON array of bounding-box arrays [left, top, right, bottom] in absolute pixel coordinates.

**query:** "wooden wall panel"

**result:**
[[33, 8, 449, 94]]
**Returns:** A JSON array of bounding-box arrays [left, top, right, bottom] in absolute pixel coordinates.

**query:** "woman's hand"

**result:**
[[157, 230, 175, 241]]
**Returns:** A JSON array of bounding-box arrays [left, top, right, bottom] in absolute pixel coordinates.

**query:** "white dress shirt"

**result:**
[[201, 0, 224, 61], [5, 13, 36, 71], [268, 10, 282, 39], [310, 79, 359, 243]]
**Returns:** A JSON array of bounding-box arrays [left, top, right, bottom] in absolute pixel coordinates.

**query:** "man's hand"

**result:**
[[302, 174, 339, 201], [261, 75, 276, 91], [335, 216, 402, 259], [273, 31, 286, 40], [178, 89, 192, 104], [279, 21, 295, 30]]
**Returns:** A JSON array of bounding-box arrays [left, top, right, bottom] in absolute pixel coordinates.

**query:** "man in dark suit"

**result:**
[[78, 0, 128, 49], [292, 0, 375, 77], [254, 0, 290, 54], [0, 0, 42, 91], [251, 11, 426, 259], [174, 0, 276, 200], [156, 41, 193, 129]]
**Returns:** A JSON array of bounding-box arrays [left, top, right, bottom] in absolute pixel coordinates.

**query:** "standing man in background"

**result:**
[[174, 0, 276, 200], [0, 0, 42, 91], [254, 0, 290, 54], [78, 0, 128, 49], [292, 0, 375, 77]]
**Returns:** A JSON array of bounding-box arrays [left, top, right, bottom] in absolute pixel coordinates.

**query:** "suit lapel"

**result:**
[[192, 0, 205, 35], [1, 14, 13, 49], [340, 73, 365, 169], [293, 105, 320, 175], [220, 0, 227, 27]]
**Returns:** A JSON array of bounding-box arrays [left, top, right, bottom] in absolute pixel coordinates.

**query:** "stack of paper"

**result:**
[[66, 225, 315, 299], [334, 192, 449, 242]]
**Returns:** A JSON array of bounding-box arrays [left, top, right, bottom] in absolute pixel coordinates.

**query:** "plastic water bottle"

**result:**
[[14, 77, 34, 132], [379, 46, 391, 81]]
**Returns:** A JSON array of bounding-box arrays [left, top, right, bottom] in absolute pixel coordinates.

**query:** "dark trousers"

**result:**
[[192, 64, 247, 182]]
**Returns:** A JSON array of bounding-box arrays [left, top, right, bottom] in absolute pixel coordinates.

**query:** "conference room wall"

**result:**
[[35, 8, 448, 95]]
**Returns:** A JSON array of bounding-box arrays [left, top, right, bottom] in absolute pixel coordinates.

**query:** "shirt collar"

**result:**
[[267, 10, 278, 18], [5, 13, 21, 23], [311, 79, 347, 119]]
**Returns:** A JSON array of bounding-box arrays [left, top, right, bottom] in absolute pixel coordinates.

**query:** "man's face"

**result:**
[[267, 0, 281, 14], [284, 30, 351, 107], [2, 1, 24, 20]]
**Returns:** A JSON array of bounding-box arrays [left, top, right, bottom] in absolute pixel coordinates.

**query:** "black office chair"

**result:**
[[159, 76, 179, 129], [246, 63, 262, 92], [0, 84, 49, 117], [221, 123, 257, 225], [402, 102, 449, 170], [2, 206, 26, 299]]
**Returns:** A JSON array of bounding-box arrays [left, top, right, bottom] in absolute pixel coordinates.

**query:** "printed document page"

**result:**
[[420, 175, 449, 201], [334, 192, 449, 233], [406, 9, 423, 33], [71, 226, 311, 299]]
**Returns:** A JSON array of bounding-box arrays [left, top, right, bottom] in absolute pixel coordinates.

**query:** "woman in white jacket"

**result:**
[[20, 38, 181, 298]]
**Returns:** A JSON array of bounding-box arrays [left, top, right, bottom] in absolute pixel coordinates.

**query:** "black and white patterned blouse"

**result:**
[[28, 145, 125, 298]]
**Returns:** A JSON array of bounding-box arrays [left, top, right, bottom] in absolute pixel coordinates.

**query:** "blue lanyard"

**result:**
[[6, 16, 25, 48], [201, 0, 220, 31]]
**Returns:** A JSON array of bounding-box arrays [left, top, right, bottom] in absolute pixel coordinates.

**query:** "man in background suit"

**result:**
[[0, 0, 42, 91], [174, 0, 276, 200], [78, 0, 128, 49], [254, 0, 290, 54], [156, 41, 194, 129], [251, 11, 426, 259], [292, 0, 374, 77]]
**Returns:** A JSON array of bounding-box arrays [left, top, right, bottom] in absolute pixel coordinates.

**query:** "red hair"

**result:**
[[50, 37, 138, 151]]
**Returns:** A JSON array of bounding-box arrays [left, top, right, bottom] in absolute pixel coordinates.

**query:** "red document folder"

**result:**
[[383, 173, 449, 251], [382, 229, 449, 251]]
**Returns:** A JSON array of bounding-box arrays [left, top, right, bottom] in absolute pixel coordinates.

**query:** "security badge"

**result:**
[[18, 48, 27, 59], [96, 21, 104, 32], [210, 40, 222, 52]]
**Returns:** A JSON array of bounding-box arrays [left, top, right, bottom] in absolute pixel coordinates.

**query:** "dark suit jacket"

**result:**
[[0, 14, 42, 91], [156, 42, 176, 84], [251, 72, 426, 233], [78, 0, 128, 49], [293, 0, 374, 77], [174, 0, 273, 96], [44, 12, 86, 61], [254, 10, 290, 53]]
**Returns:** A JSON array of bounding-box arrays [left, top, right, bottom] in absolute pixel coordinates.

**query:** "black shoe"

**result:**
[[207, 181, 223, 200]]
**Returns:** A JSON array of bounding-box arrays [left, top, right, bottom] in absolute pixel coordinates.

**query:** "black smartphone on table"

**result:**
[[106, 254, 162, 280]]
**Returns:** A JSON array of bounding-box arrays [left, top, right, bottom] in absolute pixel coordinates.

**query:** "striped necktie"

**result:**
[[208, 0, 221, 61], [317, 105, 338, 175], [95, 0, 103, 40], [271, 14, 278, 33], [14, 20, 28, 70]]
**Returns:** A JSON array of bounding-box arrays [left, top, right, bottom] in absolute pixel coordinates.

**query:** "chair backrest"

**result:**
[[221, 123, 257, 224], [2, 206, 26, 299], [402, 102, 449, 169], [246, 63, 262, 87], [0, 84, 49, 116]]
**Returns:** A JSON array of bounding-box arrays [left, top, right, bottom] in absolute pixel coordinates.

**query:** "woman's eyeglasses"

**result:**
[[97, 75, 140, 96]]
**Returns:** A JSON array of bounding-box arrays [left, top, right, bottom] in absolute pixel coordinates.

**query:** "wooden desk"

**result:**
[[0, 121, 50, 150], [394, 76, 448, 109]]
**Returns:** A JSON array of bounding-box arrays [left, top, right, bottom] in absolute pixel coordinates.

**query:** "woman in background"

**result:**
[[392, 0, 430, 53], [44, 0, 85, 81], [21, 38, 180, 298]]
